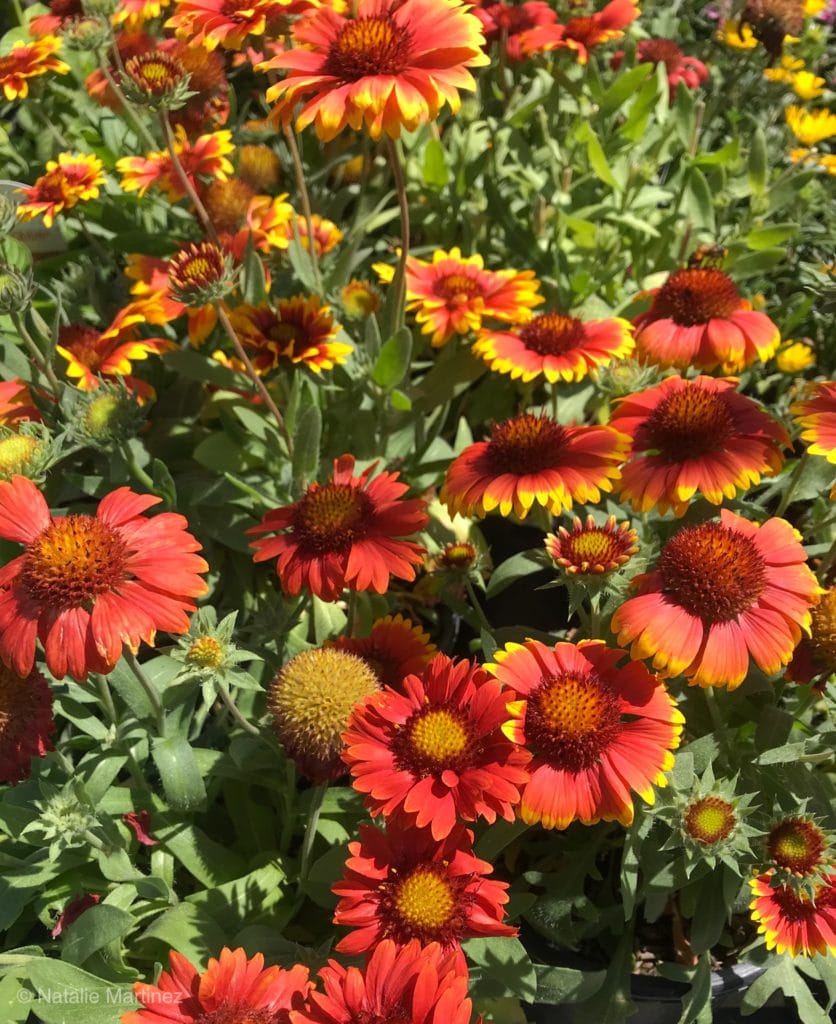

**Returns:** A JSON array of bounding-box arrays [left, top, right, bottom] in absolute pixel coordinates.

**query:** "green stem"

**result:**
[[465, 577, 492, 634], [774, 454, 807, 518], [124, 649, 166, 734], [214, 678, 261, 737], [95, 673, 119, 725], [704, 686, 730, 763], [385, 136, 410, 329], [216, 304, 293, 454], [283, 124, 322, 293], [11, 312, 61, 394], [121, 444, 157, 494], [100, 60, 158, 152], [12, 0, 25, 26], [298, 782, 328, 884]]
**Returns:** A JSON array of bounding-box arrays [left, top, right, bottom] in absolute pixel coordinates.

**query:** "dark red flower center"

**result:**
[[524, 671, 623, 773], [325, 16, 413, 82], [684, 796, 736, 845], [59, 325, 103, 369], [518, 311, 584, 356], [393, 706, 476, 774], [636, 38, 684, 71], [354, 1010, 412, 1024], [376, 862, 470, 947], [642, 384, 735, 459], [51, 0, 83, 16], [268, 321, 305, 347], [433, 272, 483, 303], [486, 414, 569, 475], [21, 515, 129, 608], [293, 482, 370, 554], [488, 3, 539, 33], [767, 817, 827, 875], [658, 522, 766, 623], [652, 268, 742, 326], [197, 1007, 276, 1024], [221, 0, 262, 20]]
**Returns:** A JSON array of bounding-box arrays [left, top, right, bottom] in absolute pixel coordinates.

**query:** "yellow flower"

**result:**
[[786, 105, 836, 145], [716, 19, 757, 48], [804, 0, 827, 13], [791, 71, 827, 100], [775, 341, 815, 373]]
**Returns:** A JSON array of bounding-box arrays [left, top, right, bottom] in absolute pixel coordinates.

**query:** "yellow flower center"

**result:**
[[438, 542, 477, 569], [186, 636, 224, 670], [519, 312, 584, 356], [21, 515, 128, 608], [326, 16, 413, 82], [0, 435, 40, 477], [410, 709, 469, 762], [767, 817, 826, 874], [684, 796, 736, 845], [394, 870, 456, 930]]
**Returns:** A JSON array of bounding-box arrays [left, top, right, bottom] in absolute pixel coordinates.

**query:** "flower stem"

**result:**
[[159, 111, 220, 244], [774, 454, 808, 518], [216, 304, 294, 455], [100, 60, 158, 152], [465, 576, 492, 634], [11, 312, 61, 394], [121, 443, 157, 495], [214, 678, 261, 737], [299, 781, 328, 884], [95, 673, 119, 725], [124, 649, 166, 734], [283, 124, 322, 293], [704, 685, 730, 763], [385, 136, 410, 329]]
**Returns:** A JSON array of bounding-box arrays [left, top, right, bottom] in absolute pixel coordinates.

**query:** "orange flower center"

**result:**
[[644, 384, 735, 459], [204, 178, 256, 232], [637, 38, 684, 70], [395, 707, 474, 774], [433, 272, 483, 304], [525, 672, 622, 772], [653, 268, 742, 326], [658, 522, 766, 623], [518, 312, 584, 356], [197, 1008, 274, 1024], [767, 817, 826, 874], [486, 414, 568, 475], [293, 482, 369, 553], [809, 589, 836, 670], [326, 16, 413, 82], [564, 529, 622, 567], [684, 796, 736, 845], [21, 515, 129, 608]]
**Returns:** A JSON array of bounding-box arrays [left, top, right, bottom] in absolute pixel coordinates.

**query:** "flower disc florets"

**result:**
[[0, 266, 34, 316], [767, 816, 829, 876], [546, 515, 638, 576], [70, 381, 146, 446], [0, 424, 57, 483], [124, 50, 193, 109], [168, 241, 234, 306]]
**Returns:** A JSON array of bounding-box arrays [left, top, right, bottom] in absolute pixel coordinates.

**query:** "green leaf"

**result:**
[[533, 964, 605, 1005], [158, 823, 245, 887], [151, 735, 207, 812], [676, 955, 712, 1024], [584, 128, 621, 190], [728, 248, 786, 280], [150, 458, 177, 506], [465, 937, 537, 1001], [600, 64, 653, 115], [26, 959, 137, 1023], [61, 906, 134, 968], [756, 740, 810, 765], [241, 237, 267, 305], [745, 223, 799, 250], [372, 326, 412, 390], [139, 903, 226, 967], [485, 550, 544, 599], [748, 126, 768, 195], [422, 138, 449, 189], [684, 167, 714, 231], [292, 405, 321, 492]]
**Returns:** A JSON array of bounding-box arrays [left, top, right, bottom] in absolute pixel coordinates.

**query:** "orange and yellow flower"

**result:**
[[333, 822, 516, 954], [328, 613, 436, 689], [0, 36, 69, 101], [611, 375, 790, 516], [344, 653, 531, 839], [633, 267, 780, 372], [545, 515, 638, 576], [125, 947, 311, 1024], [474, 309, 633, 383], [440, 413, 628, 519], [56, 298, 175, 397], [377, 247, 542, 347], [0, 381, 41, 427], [291, 212, 343, 257], [0, 477, 208, 682], [792, 381, 836, 463], [260, 0, 489, 140], [749, 872, 836, 957], [16, 153, 105, 228], [488, 639, 683, 830], [520, 0, 639, 63], [113, 0, 174, 28], [611, 509, 820, 690], [117, 128, 234, 200], [249, 454, 428, 602], [227, 295, 352, 374], [166, 0, 276, 50]]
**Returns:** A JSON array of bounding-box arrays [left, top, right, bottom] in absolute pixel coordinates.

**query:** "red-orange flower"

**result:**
[[611, 375, 790, 516], [295, 938, 477, 1024], [227, 296, 352, 374], [633, 267, 780, 372], [0, 380, 41, 426], [749, 872, 836, 957], [545, 514, 638, 575], [16, 153, 105, 228], [0, 477, 208, 681], [473, 309, 633, 383], [520, 0, 639, 62], [166, 0, 276, 50], [113, 0, 174, 29], [343, 653, 531, 839], [440, 413, 628, 519], [29, 1, 83, 38], [489, 639, 683, 829], [0, 36, 69, 101], [249, 454, 428, 602], [786, 586, 836, 689], [124, 947, 311, 1024], [56, 299, 175, 397], [328, 613, 436, 688], [611, 509, 820, 690], [0, 662, 54, 784], [476, 2, 559, 61], [292, 212, 343, 257], [261, 0, 489, 140], [792, 380, 836, 464], [117, 128, 234, 200], [377, 247, 542, 347], [333, 822, 516, 954]]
